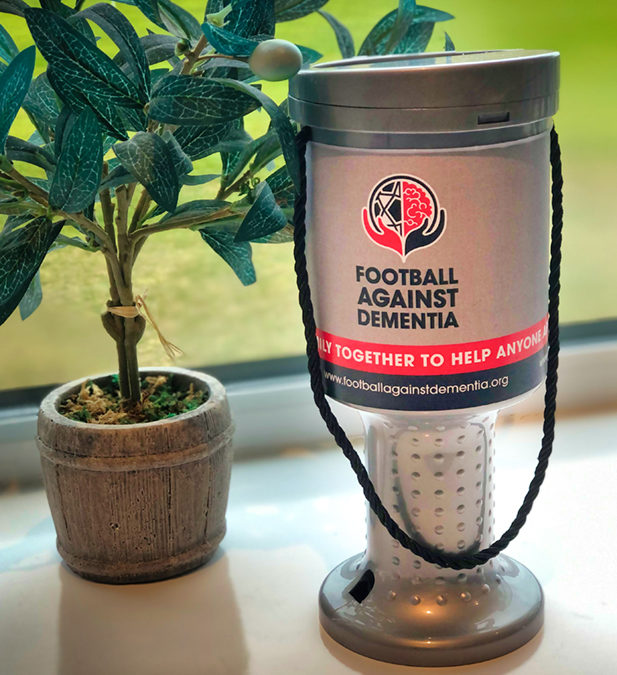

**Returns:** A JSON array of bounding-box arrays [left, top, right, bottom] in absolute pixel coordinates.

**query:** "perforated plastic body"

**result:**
[[319, 410, 543, 666]]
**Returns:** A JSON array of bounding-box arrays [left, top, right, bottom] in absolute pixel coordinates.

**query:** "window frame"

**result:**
[[1, 319, 616, 486]]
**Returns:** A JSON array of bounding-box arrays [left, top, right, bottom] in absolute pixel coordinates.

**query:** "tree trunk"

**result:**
[[101, 310, 146, 403], [101, 184, 145, 405], [123, 314, 145, 402]]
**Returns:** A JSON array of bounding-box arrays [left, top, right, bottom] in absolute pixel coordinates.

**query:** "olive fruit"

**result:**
[[248, 39, 303, 81]]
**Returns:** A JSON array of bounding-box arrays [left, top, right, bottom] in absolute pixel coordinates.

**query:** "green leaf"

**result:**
[[114, 131, 179, 212], [0, 197, 42, 215], [359, 5, 451, 56], [79, 3, 151, 98], [253, 223, 293, 243], [397, 21, 434, 54], [444, 32, 455, 51], [28, 130, 46, 145], [296, 45, 323, 66], [215, 129, 255, 153], [221, 133, 269, 188], [205, 0, 225, 13], [40, 0, 73, 16], [45, 64, 85, 114], [149, 75, 261, 125], [201, 22, 262, 58], [359, 13, 400, 56], [217, 118, 245, 179], [274, 0, 328, 22], [99, 164, 133, 192], [24, 75, 59, 126], [250, 129, 281, 173], [0, 24, 19, 64], [410, 5, 454, 21], [135, 33, 179, 66], [159, 0, 203, 42], [133, 0, 163, 27], [200, 226, 256, 286], [181, 173, 219, 186], [46, 65, 132, 140], [118, 106, 148, 133], [0, 46, 36, 153], [265, 164, 294, 209], [25, 9, 146, 107], [49, 108, 103, 213], [198, 55, 253, 75], [51, 232, 92, 251], [385, 0, 416, 53], [174, 121, 242, 161], [23, 73, 61, 142], [235, 181, 286, 242], [2, 214, 31, 233], [159, 198, 228, 224], [53, 105, 75, 158], [66, 14, 98, 44], [151, 69, 173, 88], [0, 0, 28, 18], [162, 130, 193, 177], [5, 136, 56, 173], [0, 216, 62, 325], [223, 0, 275, 38], [317, 10, 354, 59], [213, 78, 301, 192], [18, 270, 42, 320], [24, 177, 50, 192]]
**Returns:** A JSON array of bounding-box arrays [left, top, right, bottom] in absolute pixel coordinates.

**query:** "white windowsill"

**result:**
[[1, 404, 616, 674]]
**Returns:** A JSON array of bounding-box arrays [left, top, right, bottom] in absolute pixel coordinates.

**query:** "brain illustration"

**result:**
[[401, 181, 434, 234], [369, 176, 435, 237]]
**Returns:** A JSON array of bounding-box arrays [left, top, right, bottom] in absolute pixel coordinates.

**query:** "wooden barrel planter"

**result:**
[[37, 367, 234, 584]]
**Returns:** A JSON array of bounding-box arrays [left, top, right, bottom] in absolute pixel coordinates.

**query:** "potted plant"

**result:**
[[0, 0, 454, 583]]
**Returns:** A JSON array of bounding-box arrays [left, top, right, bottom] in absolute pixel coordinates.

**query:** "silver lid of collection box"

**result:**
[[289, 50, 559, 134]]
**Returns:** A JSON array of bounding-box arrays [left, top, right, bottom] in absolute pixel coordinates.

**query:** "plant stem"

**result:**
[[194, 52, 238, 64], [123, 317, 143, 402], [131, 206, 235, 241], [131, 236, 147, 266], [100, 163, 116, 250], [128, 187, 152, 233], [115, 185, 131, 280], [181, 35, 208, 75], [99, 168, 120, 306], [218, 169, 252, 201], [127, 181, 138, 204], [101, 184, 145, 405]]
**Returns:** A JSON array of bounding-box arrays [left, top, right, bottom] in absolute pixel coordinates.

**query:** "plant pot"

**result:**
[[36, 367, 234, 584]]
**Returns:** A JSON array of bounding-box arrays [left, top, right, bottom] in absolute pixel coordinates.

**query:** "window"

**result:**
[[0, 0, 615, 392]]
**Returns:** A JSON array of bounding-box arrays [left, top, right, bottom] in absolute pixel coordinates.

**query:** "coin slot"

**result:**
[[477, 112, 510, 125], [348, 569, 375, 603]]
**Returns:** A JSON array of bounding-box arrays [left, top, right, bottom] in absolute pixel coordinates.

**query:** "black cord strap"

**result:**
[[293, 126, 563, 571]]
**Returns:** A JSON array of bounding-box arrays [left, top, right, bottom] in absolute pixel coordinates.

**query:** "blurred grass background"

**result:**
[[0, 0, 616, 389]]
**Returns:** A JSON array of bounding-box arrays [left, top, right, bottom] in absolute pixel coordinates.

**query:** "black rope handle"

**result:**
[[293, 125, 563, 571]]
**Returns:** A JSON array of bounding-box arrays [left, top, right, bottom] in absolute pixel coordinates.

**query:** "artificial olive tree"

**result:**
[[0, 0, 454, 405]]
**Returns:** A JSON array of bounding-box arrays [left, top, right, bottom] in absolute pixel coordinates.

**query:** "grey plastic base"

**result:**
[[319, 552, 543, 667]]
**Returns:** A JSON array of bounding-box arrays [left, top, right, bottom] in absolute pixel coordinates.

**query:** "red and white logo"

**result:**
[[362, 174, 446, 261]]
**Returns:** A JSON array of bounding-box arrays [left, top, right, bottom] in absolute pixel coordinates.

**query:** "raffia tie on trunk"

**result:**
[[107, 293, 182, 360]]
